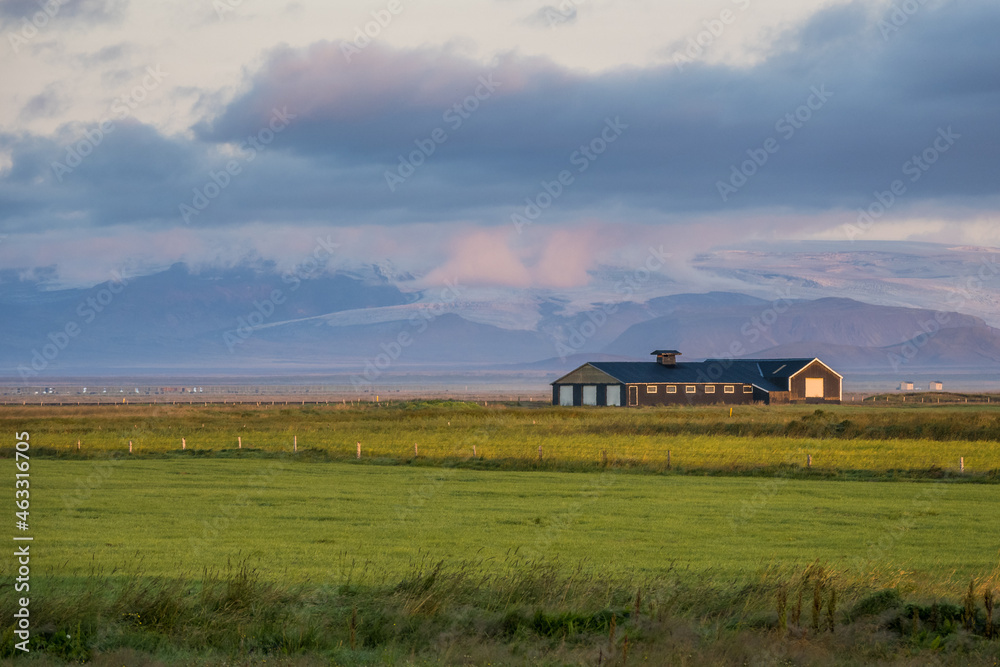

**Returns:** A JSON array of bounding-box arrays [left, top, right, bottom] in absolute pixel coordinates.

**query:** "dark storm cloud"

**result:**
[[197, 0, 1000, 212], [2, 0, 999, 234], [0, 121, 197, 232]]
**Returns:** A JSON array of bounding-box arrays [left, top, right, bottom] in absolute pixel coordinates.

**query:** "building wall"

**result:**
[[787, 360, 842, 403], [767, 390, 789, 405], [633, 383, 756, 406], [553, 382, 758, 406]]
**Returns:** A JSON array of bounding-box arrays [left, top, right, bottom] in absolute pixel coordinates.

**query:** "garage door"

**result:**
[[606, 385, 621, 406], [805, 377, 824, 398], [559, 385, 574, 406]]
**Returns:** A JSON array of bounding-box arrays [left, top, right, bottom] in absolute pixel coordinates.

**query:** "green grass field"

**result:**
[[6, 401, 1000, 476], [19, 460, 1000, 585], [3, 402, 1000, 665]]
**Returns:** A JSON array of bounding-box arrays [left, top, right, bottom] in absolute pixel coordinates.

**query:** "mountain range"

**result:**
[[3, 242, 1000, 386]]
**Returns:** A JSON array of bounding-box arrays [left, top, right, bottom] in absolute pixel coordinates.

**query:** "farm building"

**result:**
[[930, 381, 944, 391], [899, 381, 915, 391], [551, 350, 842, 406]]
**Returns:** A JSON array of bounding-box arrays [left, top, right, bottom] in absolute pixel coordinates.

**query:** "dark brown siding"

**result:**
[[788, 360, 842, 404], [630, 383, 756, 406], [767, 391, 789, 405]]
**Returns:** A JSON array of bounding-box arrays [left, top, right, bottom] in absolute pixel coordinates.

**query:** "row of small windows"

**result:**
[[647, 384, 752, 394]]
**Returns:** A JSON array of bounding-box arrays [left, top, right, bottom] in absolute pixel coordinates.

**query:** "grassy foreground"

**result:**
[[2, 401, 1000, 664], [2, 459, 1000, 664]]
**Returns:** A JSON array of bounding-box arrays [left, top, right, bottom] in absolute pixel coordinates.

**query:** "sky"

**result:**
[[1, 0, 998, 291]]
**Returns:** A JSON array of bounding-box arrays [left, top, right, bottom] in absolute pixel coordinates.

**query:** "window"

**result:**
[[606, 385, 622, 406], [805, 377, 824, 398], [704, 385, 715, 394], [666, 385, 677, 394], [743, 385, 753, 393], [685, 385, 696, 394], [724, 385, 735, 394], [559, 385, 574, 406], [583, 385, 597, 406], [646, 384, 658, 393]]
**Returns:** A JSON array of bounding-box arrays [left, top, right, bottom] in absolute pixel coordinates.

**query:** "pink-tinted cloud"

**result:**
[[421, 224, 603, 289]]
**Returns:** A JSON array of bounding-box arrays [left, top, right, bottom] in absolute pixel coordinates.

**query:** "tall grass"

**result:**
[[3, 556, 998, 665]]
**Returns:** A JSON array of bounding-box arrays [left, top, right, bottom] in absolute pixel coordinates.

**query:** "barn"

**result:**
[[551, 350, 842, 406]]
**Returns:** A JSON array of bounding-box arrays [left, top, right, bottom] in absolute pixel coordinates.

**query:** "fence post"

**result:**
[[357, 441, 361, 459], [960, 456, 965, 473], [129, 440, 133, 454], [667, 450, 671, 470], [807, 454, 812, 468], [238, 436, 242, 449], [294, 435, 297, 453], [182, 437, 186, 450]]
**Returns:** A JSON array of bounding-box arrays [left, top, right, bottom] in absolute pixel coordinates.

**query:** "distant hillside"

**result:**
[[3, 262, 1000, 378], [746, 324, 1000, 369], [602, 296, 998, 368]]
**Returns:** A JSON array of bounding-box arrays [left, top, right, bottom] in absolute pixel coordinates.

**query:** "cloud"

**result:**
[[422, 225, 600, 288], [193, 0, 1000, 213], [521, 4, 578, 29], [0, 0, 128, 28], [19, 85, 67, 120], [1, 0, 999, 248]]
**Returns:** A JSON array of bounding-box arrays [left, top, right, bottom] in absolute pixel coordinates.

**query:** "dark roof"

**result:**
[[650, 349, 681, 355], [752, 359, 815, 378], [556, 358, 828, 392]]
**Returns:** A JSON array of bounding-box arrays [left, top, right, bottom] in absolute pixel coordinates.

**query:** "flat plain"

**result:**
[[2, 400, 1000, 665]]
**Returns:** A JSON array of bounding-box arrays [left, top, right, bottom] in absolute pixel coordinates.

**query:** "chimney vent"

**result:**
[[651, 349, 681, 366]]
